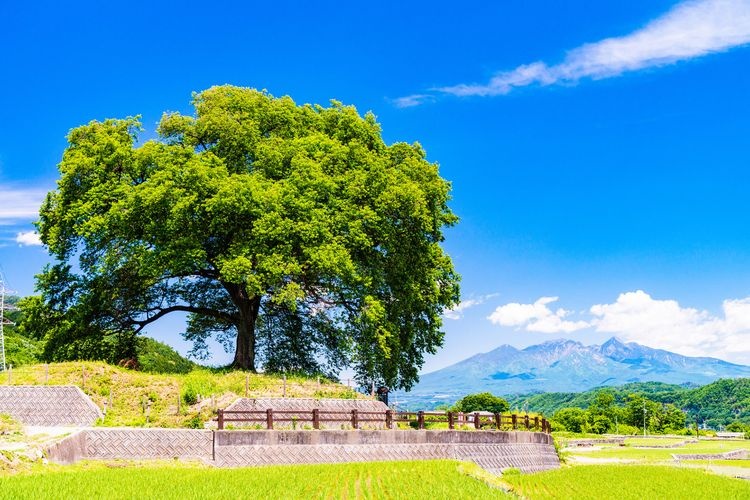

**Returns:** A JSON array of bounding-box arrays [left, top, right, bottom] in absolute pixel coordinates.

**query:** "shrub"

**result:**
[[184, 414, 204, 429], [182, 387, 198, 406], [0, 414, 21, 435], [616, 424, 640, 436], [453, 392, 509, 413]]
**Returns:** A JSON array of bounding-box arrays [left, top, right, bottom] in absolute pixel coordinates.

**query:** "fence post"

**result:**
[[385, 409, 393, 429], [351, 409, 358, 429], [473, 412, 480, 429], [245, 374, 249, 397], [494, 413, 501, 430], [448, 412, 454, 430], [524, 415, 529, 430], [534, 416, 539, 431], [512, 414, 517, 430], [313, 409, 320, 430], [282, 374, 287, 398], [218, 409, 224, 430], [45, 364, 49, 384], [417, 411, 425, 430], [266, 408, 274, 430]]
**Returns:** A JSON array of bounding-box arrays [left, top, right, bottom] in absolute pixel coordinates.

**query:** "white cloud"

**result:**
[[444, 293, 499, 320], [403, 0, 750, 102], [590, 290, 750, 361], [15, 231, 42, 246], [391, 94, 434, 108], [487, 290, 750, 362], [0, 187, 46, 224], [487, 296, 590, 333]]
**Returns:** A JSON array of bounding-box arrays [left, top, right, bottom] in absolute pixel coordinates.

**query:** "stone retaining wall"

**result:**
[[673, 449, 748, 460], [0, 386, 102, 426], [48, 429, 559, 474]]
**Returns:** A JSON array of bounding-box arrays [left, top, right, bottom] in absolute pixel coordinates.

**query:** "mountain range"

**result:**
[[394, 337, 750, 409]]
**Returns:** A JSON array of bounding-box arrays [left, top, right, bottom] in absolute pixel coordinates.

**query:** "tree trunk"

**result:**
[[231, 294, 261, 371]]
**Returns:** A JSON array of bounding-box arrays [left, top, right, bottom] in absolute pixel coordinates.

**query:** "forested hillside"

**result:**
[[509, 379, 750, 428]]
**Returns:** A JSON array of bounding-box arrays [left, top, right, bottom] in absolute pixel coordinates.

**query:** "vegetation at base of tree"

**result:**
[[31, 85, 460, 390], [0, 460, 509, 498], [511, 378, 750, 431], [3, 299, 196, 375], [503, 465, 750, 499], [135, 338, 196, 374], [452, 392, 510, 414]]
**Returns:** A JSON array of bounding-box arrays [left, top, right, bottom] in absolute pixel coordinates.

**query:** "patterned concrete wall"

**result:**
[[0, 386, 102, 426], [48, 429, 559, 474], [213, 430, 559, 474], [225, 398, 389, 429], [673, 449, 748, 460], [84, 429, 213, 460]]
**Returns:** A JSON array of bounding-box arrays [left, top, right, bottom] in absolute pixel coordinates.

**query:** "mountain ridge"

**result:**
[[395, 337, 750, 409]]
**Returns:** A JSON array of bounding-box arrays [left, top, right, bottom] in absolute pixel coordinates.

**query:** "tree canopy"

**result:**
[[35, 85, 460, 389]]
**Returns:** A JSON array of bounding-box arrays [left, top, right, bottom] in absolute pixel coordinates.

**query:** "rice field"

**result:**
[[571, 438, 749, 462], [0, 460, 510, 500], [503, 465, 750, 499]]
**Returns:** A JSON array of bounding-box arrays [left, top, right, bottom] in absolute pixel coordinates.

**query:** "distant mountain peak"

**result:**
[[397, 337, 750, 409]]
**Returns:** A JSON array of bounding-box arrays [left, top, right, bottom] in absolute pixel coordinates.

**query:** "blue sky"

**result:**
[[1, 0, 750, 372]]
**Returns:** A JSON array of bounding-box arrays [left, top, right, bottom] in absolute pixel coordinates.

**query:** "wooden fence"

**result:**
[[217, 409, 551, 433]]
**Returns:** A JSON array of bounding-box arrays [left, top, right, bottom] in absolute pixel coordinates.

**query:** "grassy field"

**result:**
[[573, 439, 749, 462], [503, 465, 750, 499], [0, 362, 360, 428], [0, 460, 510, 499]]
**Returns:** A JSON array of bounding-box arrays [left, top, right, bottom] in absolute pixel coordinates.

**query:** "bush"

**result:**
[[0, 414, 21, 434], [182, 387, 198, 406], [183, 414, 204, 429], [136, 338, 195, 374], [453, 392, 509, 413], [615, 424, 640, 436]]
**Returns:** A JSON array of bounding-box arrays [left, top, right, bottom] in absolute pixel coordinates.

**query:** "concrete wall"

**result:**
[[673, 449, 748, 460], [45, 431, 87, 464], [213, 430, 558, 473], [49, 428, 558, 474], [0, 386, 102, 426]]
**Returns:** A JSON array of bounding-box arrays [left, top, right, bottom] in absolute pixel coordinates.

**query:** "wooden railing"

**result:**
[[216, 409, 551, 433]]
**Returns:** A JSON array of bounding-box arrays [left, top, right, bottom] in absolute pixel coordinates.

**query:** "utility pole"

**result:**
[[643, 404, 648, 437], [0, 272, 16, 372]]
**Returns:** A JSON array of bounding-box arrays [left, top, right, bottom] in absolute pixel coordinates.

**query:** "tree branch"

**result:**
[[130, 305, 236, 333]]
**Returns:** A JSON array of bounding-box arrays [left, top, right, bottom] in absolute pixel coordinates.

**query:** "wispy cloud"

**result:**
[[400, 0, 750, 103], [391, 94, 434, 109], [0, 186, 46, 224], [444, 293, 499, 320], [15, 231, 42, 246]]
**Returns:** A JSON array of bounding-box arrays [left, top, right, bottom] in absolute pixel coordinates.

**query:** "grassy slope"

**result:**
[[0, 460, 510, 500], [1, 362, 362, 427]]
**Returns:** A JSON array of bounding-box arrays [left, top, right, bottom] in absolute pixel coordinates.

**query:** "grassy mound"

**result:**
[[1, 362, 360, 428]]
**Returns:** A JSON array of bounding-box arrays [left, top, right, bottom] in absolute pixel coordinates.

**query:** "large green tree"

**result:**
[[36, 86, 460, 388]]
